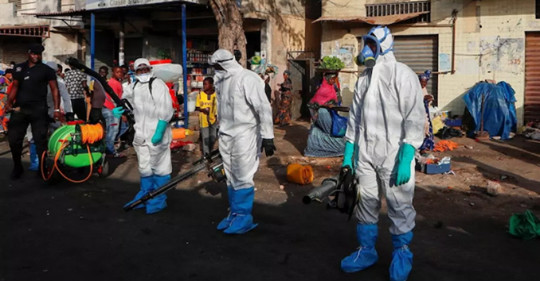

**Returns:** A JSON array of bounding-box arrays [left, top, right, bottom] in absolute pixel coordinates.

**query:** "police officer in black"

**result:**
[[5, 44, 61, 179]]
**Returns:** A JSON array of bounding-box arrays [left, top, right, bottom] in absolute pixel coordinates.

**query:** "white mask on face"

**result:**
[[136, 73, 151, 83], [213, 69, 227, 82]]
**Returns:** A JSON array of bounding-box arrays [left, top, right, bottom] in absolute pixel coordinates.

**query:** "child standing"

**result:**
[[196, 77, 217, 155]]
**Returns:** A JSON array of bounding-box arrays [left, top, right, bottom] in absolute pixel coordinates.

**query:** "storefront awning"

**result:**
[[24, 9, 87, 17], [313, 11, 429, 25], [0, 25, 50, 38]]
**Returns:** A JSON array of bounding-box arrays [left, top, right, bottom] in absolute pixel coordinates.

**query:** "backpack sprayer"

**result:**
[[40, 58, 133, 183], [123, 149, 225, 211], [41, 122, 108, 182], [303, 167, 358, 220]]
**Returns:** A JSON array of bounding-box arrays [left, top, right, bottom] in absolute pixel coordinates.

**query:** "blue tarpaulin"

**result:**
[[463, 81, 517, 140]]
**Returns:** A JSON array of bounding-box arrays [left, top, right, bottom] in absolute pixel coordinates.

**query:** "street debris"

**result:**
[[508, 210, 540, 240], [486, 180, 502, 196]]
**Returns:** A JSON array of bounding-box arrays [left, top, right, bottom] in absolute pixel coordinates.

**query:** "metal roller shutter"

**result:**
[[393, 35, 438, 104], [525, 32, 540, 123]]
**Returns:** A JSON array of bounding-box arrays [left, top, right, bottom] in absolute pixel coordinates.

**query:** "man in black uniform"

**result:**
[[5, 44, 61, 179]]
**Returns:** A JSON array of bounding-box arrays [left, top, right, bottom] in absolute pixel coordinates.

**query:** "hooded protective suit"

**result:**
[[341, 26, 424, 281], [210, 49, 274, 234], [123, 58, 174, 214]]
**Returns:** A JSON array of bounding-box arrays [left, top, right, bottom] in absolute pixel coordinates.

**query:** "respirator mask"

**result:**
[[355, 26, 393, 68]]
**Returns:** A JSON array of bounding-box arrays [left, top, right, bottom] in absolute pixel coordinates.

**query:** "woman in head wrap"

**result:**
[[303, 71, 346, 157], [274, 70, 293, 126], [419, 70, 434, 151], [308, 72, 339, 121]]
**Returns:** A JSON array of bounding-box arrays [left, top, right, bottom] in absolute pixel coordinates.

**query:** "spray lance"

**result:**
[[123, 149, 226, 211], [66, 58, 135, 124]]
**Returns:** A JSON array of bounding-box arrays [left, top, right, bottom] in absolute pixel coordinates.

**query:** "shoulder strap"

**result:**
[[148, 77, 156, 95]]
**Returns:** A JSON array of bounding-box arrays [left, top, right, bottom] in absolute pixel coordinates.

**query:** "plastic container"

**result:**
[[424, 163, 451, 174], [172, 127, 186, 140], [444, 119, 462, 127], [187, 91, 198, 112], [287, 163, 314, 185], [152, 64, 182, 83]]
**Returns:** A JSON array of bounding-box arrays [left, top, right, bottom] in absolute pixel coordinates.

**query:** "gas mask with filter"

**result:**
[[356, 26, 393, 68]]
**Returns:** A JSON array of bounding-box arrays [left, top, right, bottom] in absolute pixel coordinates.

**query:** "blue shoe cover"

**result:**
[[223, 187, 257, 234], [223, 214, 258, 234], [217, 187, 234, 230], [145, 175, 169, 214], [29, 143, 39, 171], [389, 232, 413, 281], [123, 176, 153, 210], [341, 224, 378, 273]]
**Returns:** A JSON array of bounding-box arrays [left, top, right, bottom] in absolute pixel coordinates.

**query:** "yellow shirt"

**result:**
[[196, 91, 217, 128]]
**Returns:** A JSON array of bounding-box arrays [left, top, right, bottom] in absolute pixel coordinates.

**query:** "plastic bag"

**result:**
[[330, 109, 347, 137], [509, 210, 540, 240]]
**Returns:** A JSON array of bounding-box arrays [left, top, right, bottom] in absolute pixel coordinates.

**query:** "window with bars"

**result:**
[[366, 1, 431, 23]]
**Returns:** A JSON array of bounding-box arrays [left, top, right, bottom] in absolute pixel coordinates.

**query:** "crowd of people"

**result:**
[[2, 25, 430, 281]]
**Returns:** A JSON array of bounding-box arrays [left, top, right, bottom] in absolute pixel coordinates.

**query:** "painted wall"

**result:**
[[320, 0, 538, 125], [0, 0, 81, 69], [242, 0, 315, 111]]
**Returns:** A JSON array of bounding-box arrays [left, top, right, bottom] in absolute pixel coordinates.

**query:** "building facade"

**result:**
[[318, 0, 540, 124], [0, 0, 82, 69]]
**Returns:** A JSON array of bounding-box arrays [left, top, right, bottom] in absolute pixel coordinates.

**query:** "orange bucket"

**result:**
[[287, 163, 314, 185]]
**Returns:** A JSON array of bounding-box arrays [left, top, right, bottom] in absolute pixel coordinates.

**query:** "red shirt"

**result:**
[[105, 78, 123, 110]]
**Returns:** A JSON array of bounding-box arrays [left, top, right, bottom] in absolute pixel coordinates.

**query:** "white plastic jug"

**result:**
[[187, 91, 198, 112]]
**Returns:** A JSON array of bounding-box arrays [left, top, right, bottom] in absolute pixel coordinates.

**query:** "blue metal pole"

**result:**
[[181, 4, 188, 128], [90, 13, 95, 70]]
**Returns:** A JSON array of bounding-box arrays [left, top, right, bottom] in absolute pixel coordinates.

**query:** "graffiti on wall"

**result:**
[[480, 36, 524, 75]]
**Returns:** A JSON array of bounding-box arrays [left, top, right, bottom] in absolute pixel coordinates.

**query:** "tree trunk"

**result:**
[[209, 0, 247, 67]]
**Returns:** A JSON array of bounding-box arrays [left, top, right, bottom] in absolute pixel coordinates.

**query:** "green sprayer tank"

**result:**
[[48, 124, 103, 168]]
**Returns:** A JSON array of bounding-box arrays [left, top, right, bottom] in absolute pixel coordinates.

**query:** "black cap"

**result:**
[[28, 43, 45, 54], [5, 68, 13, 74]]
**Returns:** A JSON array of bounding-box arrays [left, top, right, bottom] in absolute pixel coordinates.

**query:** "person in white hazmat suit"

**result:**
[[120, 58, 174, 214], [340, 26, 425, 281], [209, 49, 276, 234]]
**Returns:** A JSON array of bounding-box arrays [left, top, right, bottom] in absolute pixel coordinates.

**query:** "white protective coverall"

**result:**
[[212, 51, 274, 190], [346, 28, 425, 235], [123, 74, 174, 177]]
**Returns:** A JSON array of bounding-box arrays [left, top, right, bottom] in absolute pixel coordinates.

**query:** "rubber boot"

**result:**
[[28, 142, 39, 171], [223, 187, 258, 234], [123, 176, 154, 210], [341, 224, 379, 273], [389, 232, 413, 281], [145, 174, 169, 214], [217, 186, 234, 230]]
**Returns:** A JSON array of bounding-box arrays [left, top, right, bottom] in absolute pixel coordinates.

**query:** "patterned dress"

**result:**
[[274, 78, 292, 126]]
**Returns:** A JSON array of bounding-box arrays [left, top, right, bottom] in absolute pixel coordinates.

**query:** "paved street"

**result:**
[[1, 122, 540, 281]]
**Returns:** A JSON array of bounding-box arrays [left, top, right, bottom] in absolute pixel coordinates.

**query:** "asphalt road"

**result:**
[[1, 133, 539, 281]]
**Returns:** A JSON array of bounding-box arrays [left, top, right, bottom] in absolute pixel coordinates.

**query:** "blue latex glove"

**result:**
[[395, 143, 415, 186], [342, 141, 355, 168], [112, 106, 124, 118], [151, 120, 168, 145]]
